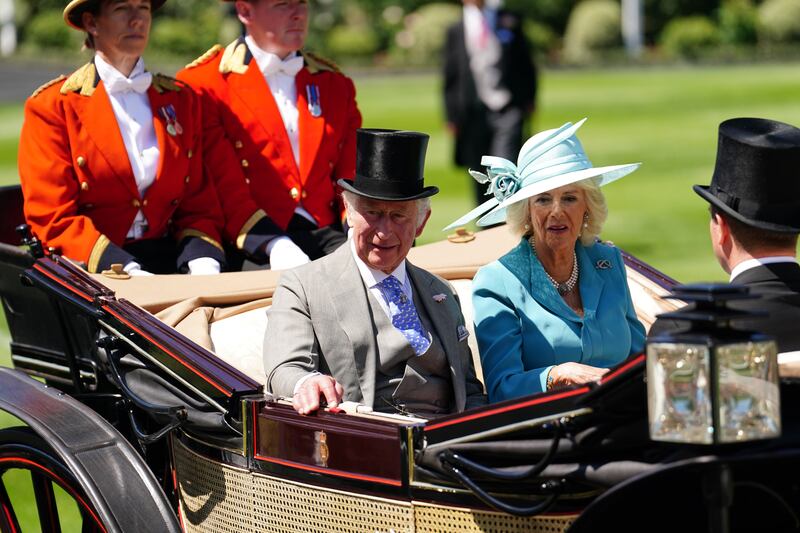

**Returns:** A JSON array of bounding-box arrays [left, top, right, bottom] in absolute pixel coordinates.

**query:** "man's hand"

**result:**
[[292, 375, 344, 415]]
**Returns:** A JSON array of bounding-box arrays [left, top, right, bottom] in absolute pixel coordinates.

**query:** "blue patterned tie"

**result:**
[[378, 276, 431, 355]]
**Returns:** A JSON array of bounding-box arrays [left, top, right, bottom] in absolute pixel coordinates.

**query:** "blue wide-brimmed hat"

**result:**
[[444, 118, 640, 230]]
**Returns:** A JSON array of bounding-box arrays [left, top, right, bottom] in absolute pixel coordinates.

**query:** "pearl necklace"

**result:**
[[528, 236, 579, 295]]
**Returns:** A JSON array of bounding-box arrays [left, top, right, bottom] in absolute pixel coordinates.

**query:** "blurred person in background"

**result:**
[[447, 119, 645, 403], [18, 0, 226, 275], [443, 0, 537, 208], [178, 0, 362, 271], [650, 118, 800, 353]]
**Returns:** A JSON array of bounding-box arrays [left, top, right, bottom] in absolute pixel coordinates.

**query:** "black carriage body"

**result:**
[[1, 184, 800, 532]]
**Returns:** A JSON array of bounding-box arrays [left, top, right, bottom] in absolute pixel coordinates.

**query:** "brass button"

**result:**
[[328, 161, 334, 169], [76, 156, 86, 167], [84, 203, 94, 209], [241, 159, 249, 168], [171, 199, 179, 206], [245, 178, 250, 185], [142, 199, 148, 207], [184, 176, 190, 184], [301, 190, 308, 199], [131, 199, 141, 208], [187, 149, 193, 159], [235, 141, 243, 149], [290, 187, 299, 200], [80, 181, 89, 192]]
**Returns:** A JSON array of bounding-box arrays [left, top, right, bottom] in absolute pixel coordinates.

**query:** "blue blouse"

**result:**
[[472, 238, 646, 402]]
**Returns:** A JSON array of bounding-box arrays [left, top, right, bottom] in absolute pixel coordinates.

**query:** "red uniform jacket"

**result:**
[[19, 62, 225, 273], [177, 39, 362, 256]]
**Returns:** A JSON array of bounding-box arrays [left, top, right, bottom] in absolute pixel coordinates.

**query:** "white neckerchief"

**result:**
[[350, 237, 413, 319], [245, 35, 301, 167], [730, 256, 798, 282], [95, 54, 158, 240]]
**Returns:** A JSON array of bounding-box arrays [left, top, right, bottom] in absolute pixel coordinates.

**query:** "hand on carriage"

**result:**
[[292, 374, 344, 415], [267, 237, 311, 271], [547, 362, 608, 390], [123, 262, 154, 277], [187, 257, 221, 275]]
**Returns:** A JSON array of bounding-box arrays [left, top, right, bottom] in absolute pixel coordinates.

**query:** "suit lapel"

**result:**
[[228, 61, 300, 179], [73, 82, 138, 197], [296, 68, 325, 183], [327, 246, 376, 405], [408, 262, 465, 409]]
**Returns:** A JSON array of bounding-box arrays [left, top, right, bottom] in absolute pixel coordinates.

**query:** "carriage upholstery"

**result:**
[[97, 227, 681, 388]]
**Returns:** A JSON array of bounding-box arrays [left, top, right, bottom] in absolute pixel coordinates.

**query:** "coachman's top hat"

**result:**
[[694, 117, 800, 233], [63, 0, 167, 30], [338, 129, 439, 201]]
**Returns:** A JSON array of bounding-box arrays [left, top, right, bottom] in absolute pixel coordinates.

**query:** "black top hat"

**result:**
[[338, 129, 439, 201], [694, 117, 800, 233]]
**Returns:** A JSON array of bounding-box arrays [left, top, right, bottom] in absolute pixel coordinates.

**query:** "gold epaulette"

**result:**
[[60, 63, 97, 97], [219, 39, 249, 75], [302, 51, 340, 74], [152, 73, 182, 94], [30, 75, 66, 98], [185, 44, 223, 69]]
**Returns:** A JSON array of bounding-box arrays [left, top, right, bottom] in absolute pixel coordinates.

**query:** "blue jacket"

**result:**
[[472, 238, 646, 402]]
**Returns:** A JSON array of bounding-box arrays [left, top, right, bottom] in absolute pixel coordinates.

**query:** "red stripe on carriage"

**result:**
[[253, 454, 403, 487], [32, 264, 94, 302], [103, 306, 231, 397], [424, 387, 591, 432], [0, 457, 107, 532], [1, 502, 16, 533], [600, 353, 645, 383]]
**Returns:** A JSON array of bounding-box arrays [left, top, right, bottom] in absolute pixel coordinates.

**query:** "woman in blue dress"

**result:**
[[446, 119, 646, 402]]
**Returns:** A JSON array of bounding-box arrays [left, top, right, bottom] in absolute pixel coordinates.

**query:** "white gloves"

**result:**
[[123, 262, 154, 277], [266, 236, 310, 270], [187, 257, 221, 275]]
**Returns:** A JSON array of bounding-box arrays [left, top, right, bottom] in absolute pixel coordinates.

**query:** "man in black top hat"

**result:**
[[651, 117, 800, 353], [264, 129, 486, 416]]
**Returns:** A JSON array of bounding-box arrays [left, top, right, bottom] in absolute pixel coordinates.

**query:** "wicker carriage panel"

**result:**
[[252, 473, 414, 532], [174, 438, 256, 533], [413, 501, 576, 533]]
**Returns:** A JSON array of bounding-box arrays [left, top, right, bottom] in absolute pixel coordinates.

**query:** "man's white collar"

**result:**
[[730, 256, 798, 282], [349, 238, 407, 288]]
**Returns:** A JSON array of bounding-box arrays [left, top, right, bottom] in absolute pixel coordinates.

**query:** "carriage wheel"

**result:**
[[0, 427, 106, 533]]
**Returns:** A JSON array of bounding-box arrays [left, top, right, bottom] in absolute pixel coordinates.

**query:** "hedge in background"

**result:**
[[563, 0, 621, 64], [24, 10, 76, 51], [661, 16, 720, 59], [759, 0, 800, 43]]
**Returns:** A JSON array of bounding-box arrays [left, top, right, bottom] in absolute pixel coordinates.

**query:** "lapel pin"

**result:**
[[433, 293, 447, 302], [595, 259, 612, 270], [306, 84, 322, 118]]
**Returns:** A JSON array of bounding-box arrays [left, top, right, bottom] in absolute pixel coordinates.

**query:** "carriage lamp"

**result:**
[[647, 284, 780, 445]]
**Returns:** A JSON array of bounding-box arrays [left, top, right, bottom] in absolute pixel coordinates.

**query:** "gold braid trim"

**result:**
[[236, 209, 268, 250], [151, 73, 182, 94], [31, 75, 66, 98], [185, 44, 223, 69], [219, 40, 249, 75], [87, 234, 111, 273], [60, 63, 97, 97], [177, 229, 224, 252], [302, 51, 340, 74]]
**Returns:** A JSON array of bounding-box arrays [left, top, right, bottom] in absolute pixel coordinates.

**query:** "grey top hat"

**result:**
[[694, 117, 800, 233]]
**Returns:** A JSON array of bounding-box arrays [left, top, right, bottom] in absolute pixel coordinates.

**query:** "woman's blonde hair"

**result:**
[[505, 178, 608, 246]]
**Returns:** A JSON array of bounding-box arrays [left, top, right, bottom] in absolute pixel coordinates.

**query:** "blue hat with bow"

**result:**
[[444, 118, 640, 230]]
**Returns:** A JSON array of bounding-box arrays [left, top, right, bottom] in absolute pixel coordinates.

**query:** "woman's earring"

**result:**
[[583, 213, 589, 229]]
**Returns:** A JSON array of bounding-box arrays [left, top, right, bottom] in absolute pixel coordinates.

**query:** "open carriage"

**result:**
[[0, 183, 798, 532]]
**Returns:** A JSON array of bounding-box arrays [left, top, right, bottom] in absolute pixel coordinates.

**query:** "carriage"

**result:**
[[0, 183, 798, 533]]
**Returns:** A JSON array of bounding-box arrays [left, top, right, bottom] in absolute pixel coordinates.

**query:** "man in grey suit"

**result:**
[[264, 129, 486, 416]]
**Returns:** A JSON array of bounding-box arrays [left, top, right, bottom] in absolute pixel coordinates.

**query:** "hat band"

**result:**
[[713, 185, 800, 227], [352, 174, 424, 197]]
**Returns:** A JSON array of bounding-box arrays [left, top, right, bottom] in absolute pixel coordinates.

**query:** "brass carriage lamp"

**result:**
[[647, 284, 780, 445]]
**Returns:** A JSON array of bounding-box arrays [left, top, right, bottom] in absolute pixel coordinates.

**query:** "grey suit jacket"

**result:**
[[263, 244, 486, 412]]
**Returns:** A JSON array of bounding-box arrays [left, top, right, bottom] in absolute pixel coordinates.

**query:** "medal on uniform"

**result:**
[[160, 105, 183, 136], [306, 84, 322, 118]]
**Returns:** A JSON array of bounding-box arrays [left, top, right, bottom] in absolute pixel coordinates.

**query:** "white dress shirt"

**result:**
[[730, 256, 798, 282], [350, 237, 414, 320], [95, 54, 158, 240]]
